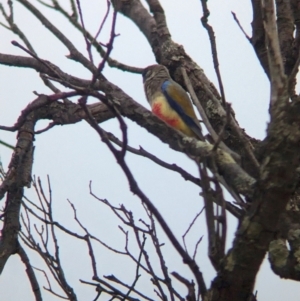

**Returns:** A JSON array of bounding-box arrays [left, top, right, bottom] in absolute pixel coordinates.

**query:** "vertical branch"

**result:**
[[215, 181, 227, 255], [94, 10, 118, 76], [199, 163, 218, 270], [93, 0, 111, 43], [143, 206, 176, 301], [199, 160, 227, 271], [251, 0, 270, 76], [200, 0, 226, 106], [75, 0, 94, 63], [288, 0, 300, 98], [0, 94, 41, 272], [0, 188, 23, 273], [261, 0, 288, 112], [275, 0, 294, 76], [122, 235, 145, 300], [199, 1, 260, 176]]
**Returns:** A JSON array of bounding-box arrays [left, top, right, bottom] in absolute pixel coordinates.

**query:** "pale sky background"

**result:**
[[0, 0, 299, 300]]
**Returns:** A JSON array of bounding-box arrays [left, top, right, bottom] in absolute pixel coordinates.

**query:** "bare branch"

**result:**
[[171, 272, 195, 301], [106, 131, 201, 186], [262, 0, 288, 110], [16, 0, 97, 73], [231, 11, 251, 42], [79, 98, 208, 298], [182, 207, 205, 253], [18, 243, 42, 301], [200, 0, 227, 107]]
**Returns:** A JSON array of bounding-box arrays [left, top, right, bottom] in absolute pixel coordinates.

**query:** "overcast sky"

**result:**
[[0, 1, 299, 300]]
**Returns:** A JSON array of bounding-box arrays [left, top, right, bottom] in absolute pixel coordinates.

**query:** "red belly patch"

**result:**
[[152, 102, 180, 127]]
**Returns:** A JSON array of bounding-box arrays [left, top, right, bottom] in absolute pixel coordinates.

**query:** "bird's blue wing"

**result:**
[[161, 80, 203, 139]]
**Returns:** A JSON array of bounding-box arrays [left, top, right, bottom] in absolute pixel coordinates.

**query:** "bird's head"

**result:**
[[142, 64, 170, 83]]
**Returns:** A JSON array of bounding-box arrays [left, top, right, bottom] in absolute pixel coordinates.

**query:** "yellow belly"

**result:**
[[151, 96, 195, 137]]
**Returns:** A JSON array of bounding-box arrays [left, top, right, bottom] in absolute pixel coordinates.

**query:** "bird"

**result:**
[[142, 64, 204, 140]]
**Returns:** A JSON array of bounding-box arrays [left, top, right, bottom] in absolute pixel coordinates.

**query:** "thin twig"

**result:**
[[94, 10, 118, 77], [104, 275, 155, 301], [193, 236, 204, 261], [16, 0, 97, 73], [122, 236, 145, 300], [200, 0, 226, 106], [0, 2, 36, 53], [0, 139, 14, 149], [106, 131, 201, 186], [143, 207, 179, 301], [75, 0, 93, 63], [42, 0, 142, 73], [182, 206, 205, 253], [93, 0, 111, 43], [231, 11, 251, 42]]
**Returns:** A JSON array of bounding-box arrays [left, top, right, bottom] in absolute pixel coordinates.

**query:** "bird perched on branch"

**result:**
[[142, 64, 204, 140]]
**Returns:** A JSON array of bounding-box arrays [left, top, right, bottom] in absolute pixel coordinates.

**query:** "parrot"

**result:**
[[142, 64, 204, 140]]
